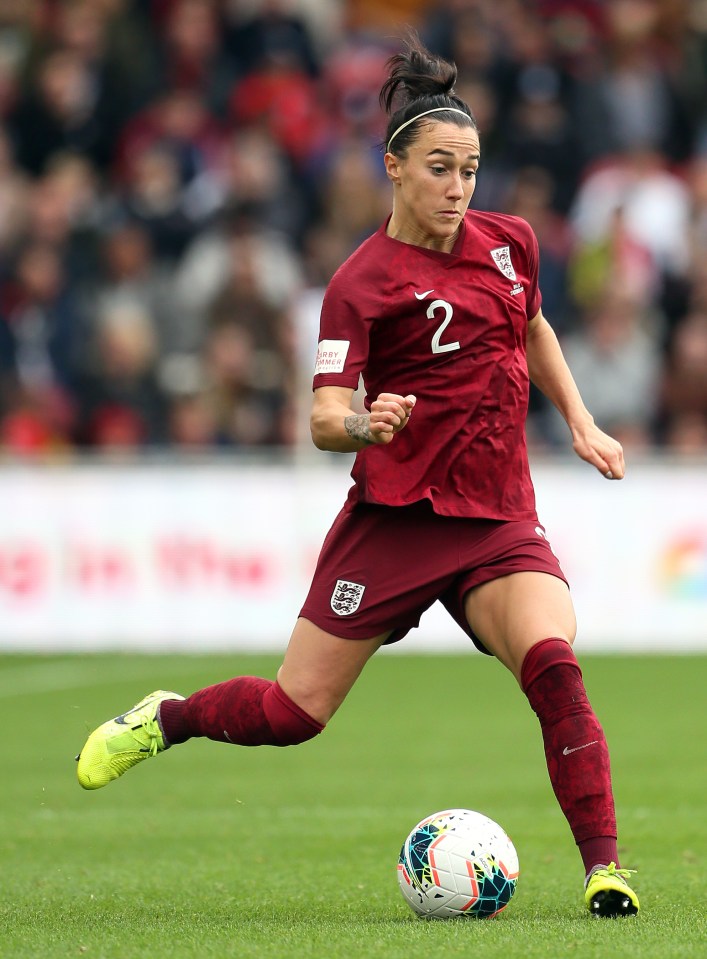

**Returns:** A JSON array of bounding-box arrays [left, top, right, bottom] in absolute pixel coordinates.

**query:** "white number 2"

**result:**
[[427, 299, 460, 354]]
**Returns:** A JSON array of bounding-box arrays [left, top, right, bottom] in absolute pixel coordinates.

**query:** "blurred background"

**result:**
[[0, 0, 704, 653]]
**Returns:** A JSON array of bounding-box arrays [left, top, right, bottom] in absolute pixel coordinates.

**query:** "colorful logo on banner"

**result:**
[[659, 533, 707, 598]]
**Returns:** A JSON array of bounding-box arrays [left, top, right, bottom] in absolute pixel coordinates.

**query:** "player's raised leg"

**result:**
[[464, 571, 639, 916], [76, 619, 386, 790], [76, 689, 186, 790]]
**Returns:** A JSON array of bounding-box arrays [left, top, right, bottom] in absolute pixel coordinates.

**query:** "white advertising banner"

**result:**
[[0, 459, 704, 652]]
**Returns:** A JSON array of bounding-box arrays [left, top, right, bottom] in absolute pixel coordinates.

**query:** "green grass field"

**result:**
[[1, 652, 704, 959]]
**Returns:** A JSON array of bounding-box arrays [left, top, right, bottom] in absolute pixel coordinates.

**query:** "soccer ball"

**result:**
[[397, 808, 519, 919]]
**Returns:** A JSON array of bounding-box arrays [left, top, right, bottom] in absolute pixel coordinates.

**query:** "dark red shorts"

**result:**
[[299, 501, 568, 654]]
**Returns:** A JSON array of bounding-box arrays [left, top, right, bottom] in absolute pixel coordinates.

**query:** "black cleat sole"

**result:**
[[590, 890, 639, 917]]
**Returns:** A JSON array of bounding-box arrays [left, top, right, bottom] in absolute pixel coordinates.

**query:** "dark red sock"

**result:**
[[521, 638, 619, 874], [159, 678, 324, 747]]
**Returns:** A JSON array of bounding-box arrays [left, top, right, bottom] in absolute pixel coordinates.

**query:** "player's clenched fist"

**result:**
[[369, 393, 416, 442], [344, 393, 416, 446]]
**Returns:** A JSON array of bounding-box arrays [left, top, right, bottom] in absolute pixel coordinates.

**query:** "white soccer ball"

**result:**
[[397, 808, 519, 919]]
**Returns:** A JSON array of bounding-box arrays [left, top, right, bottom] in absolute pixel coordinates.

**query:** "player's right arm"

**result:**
[[310, 386, 417, 453]]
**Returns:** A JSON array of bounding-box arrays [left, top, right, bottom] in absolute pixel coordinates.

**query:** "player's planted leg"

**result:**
[[521, 638, 640, 916], [584, 863, 639, 917]]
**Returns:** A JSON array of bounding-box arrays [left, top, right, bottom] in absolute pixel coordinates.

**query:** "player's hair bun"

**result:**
[[380, 32, 458, 114]]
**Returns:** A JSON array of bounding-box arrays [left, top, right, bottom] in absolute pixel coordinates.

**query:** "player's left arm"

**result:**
[[526, 309, 625, 480]]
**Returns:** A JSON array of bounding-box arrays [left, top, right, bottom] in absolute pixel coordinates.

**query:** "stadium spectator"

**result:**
[[196, 309, 292, 448], [74, 299, 167, 449], [51, 0, 144, 112], [659, 308, 707, 445], [569, 204, 658, 313], [316, 137, 390, 256], [111, 141, 200, 262], [166, 387, 216, 448], [227, 55, 331, 170], [570, 147, 692, 282], [550, 289, 663, 449], [321, 35, 391, 143], [152, 0, 232, 109], [172, 204, 302, 344], [207, 127, 308, 244], [9, 47, 118, 175], [84, 220, 186, 361], [32, 153, 106, 285], [0, 239, 85, 450], [223, 0, 321, 81], [112, 86, 225, 242], [197, 224, 295, 447]]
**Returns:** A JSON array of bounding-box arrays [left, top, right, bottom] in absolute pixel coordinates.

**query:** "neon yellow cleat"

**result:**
[[585, 862, 640, 917], [76, 690, 184, 790]]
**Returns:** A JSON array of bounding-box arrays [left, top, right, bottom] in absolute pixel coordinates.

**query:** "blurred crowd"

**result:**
[[0, 0, 707, 457]]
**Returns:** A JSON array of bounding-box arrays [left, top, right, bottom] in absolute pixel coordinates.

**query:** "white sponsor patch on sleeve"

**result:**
[[314, 339, 350, 375]]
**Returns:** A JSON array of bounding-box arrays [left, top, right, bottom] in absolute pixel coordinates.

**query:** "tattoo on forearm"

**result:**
[[344, 414, 373, 445]]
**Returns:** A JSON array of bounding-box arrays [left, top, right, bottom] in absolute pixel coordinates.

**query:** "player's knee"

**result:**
[[520, 638, 599, 724], [271, 721, 325, 747], [263, 681, 326, 746], [520, 637, 580, 693]]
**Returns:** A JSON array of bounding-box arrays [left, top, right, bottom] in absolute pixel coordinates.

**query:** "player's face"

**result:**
[[385, 121, 480, 252]]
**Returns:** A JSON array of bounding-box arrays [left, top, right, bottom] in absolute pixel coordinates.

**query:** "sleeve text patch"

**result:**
[[314, 339, 350, 374]]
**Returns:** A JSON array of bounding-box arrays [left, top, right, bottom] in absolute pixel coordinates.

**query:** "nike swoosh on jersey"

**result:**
[[414, 289, 434, 299]]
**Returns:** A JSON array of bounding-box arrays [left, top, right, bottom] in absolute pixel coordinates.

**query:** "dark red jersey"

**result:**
[[313, 210, 543, 520]]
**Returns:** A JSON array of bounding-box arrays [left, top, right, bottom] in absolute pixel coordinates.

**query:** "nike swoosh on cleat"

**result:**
[[563, 740, 599, 755], [414, 289, 434, 299]]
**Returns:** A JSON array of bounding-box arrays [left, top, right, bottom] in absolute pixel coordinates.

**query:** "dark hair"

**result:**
[[380, 31, 476, 155]]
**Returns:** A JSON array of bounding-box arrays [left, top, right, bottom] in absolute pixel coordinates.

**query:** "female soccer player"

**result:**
[[77, 34, 639, 918]]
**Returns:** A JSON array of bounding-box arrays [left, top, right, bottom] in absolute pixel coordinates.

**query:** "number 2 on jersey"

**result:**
[[428, 299, 460, 354]]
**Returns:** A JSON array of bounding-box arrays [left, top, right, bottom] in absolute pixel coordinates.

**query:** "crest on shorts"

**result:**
[[490, 246, 517, 281], [330, 579, 366, 616]]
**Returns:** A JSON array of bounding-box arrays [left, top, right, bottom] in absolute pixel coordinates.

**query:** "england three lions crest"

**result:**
[[490, 246, 517, 281], [331, 579, 366, 616]]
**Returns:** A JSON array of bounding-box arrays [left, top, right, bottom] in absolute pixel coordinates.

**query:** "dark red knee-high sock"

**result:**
[[520, 638, 618, 874], [159, 677, 324, 747]]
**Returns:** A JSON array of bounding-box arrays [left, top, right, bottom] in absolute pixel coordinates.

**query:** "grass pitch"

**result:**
[[0, 652, 705, 959]]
